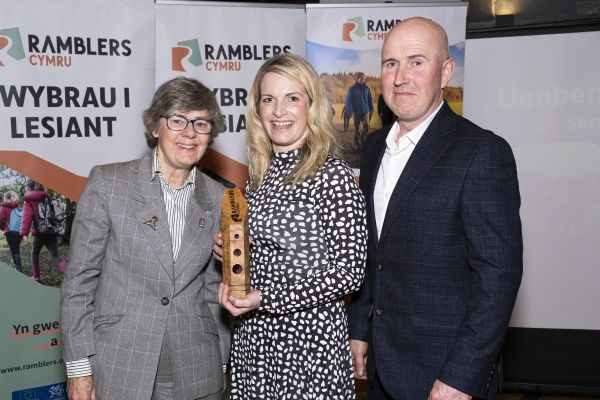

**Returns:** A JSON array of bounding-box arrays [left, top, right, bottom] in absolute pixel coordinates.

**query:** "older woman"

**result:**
[[61, 77, 230, 400], [218, 53, 367, 399]]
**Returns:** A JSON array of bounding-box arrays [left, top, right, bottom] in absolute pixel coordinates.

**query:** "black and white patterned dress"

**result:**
[[229, 149, 367, 400]]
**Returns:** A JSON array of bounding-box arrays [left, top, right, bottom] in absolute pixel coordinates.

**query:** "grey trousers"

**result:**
[[152, 336, 222, 400]]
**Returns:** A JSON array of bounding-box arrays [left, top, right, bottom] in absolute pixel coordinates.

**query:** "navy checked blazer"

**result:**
[[348, 102, 523, 399]]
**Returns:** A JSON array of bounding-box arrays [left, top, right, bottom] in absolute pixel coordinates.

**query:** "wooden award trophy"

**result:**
[[220, 188, 250, 298]]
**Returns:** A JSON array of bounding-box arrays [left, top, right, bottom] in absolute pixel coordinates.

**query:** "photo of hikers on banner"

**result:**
[[0, 167, 73, 287], [345, 71, 374, 151], [318, 72, 399, 169]]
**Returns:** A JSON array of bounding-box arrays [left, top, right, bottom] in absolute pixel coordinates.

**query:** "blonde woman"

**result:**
[[218, 53, 367, 399]]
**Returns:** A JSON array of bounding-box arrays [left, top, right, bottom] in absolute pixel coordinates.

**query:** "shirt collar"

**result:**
[[385, 101, 444, 151], [151, 148, 196, 189], [151, 148, 160, 180]]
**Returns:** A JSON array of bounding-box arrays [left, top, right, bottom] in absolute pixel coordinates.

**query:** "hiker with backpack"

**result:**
[[20, 180, 68, 282], [0, 191, 23, 272]]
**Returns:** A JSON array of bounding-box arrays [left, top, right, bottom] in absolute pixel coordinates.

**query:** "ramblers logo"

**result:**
[[172, 39, 202, 72], [0, 27, 26, 66], [343, 17, 365, 42], [170, 38, 291, 72], [343, 17, 402, 41], [0, 26, 131, 68]]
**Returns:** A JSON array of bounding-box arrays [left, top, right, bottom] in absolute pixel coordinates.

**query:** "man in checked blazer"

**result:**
[[348, 18, 523, 400], [60, 77, 230, 400]]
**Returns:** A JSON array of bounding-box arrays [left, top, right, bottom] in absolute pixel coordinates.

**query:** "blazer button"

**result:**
[[377, 264, 384, 271], [161, 297, 170, 305], [375, 308, 382, 316]]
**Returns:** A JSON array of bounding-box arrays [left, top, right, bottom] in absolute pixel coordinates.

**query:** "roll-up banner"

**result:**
[[155, 1, 306, 188], [306, 2, 467, 171], [0, 0, 154, 398]]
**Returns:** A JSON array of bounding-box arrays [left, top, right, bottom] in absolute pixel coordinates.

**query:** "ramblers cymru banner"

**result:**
[[306, 2, 468, 170], [155, 1, 306, 188], [0, 0, 154, 201], [0, 1, 154, 399]]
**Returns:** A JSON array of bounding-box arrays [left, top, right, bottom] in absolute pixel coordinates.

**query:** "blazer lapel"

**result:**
[[362, 129, 387, 251], [378, 103, 456, 246], [173, 171, 215, 280], [133, 153, 175, 281]]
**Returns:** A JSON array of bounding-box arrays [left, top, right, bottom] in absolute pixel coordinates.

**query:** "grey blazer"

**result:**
[[60, 152, 230, 400]]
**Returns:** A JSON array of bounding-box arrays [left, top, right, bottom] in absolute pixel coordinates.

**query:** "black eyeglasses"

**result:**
[[162, 114, 213, 135]]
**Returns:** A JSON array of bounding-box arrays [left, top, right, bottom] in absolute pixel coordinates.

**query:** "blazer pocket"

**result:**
[[93, 313, 124, 328], [196, 315, 219, 336], [92, 314, 125, 357], [410, 313, 459, 338]]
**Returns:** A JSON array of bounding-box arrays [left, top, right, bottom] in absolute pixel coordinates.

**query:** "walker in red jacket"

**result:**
[[0, 191, 23, 272], [20, 180, 68, 281]]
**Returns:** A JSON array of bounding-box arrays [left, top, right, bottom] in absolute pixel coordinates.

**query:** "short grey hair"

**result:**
[[142, 77, 225, 148]]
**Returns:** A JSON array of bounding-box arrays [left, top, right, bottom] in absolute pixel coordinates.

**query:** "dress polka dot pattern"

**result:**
[[229, 149, 367, 400]]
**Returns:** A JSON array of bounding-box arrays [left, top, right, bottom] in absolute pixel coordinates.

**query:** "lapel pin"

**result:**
[[198, 218, 205, 228], [143, 216, 158, 231]]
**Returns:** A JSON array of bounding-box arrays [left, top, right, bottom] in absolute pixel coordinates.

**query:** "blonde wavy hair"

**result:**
[[246, 53, 339, 190]]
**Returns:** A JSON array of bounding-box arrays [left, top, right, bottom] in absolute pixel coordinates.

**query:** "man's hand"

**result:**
[[350, 339, 368, 379], [428, 379, 471, 400], [67, 376, 96, 400], [218, 283, 261, 317]]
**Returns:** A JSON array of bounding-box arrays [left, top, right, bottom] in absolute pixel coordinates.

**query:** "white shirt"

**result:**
[[373, 102, 444, 239], [152, 149, 196, 261]]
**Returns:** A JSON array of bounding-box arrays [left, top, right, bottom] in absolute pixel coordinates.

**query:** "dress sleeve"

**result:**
[[259, 160, 367, 315]]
